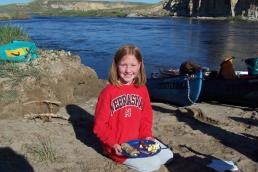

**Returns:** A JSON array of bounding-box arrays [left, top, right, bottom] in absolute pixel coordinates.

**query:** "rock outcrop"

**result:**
[[164, 0, 258, 18], [0, 49, 106, 119]]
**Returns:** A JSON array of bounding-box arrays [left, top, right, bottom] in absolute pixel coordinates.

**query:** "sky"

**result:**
[[0, 0, 32, 5], [0, 0, 160, 5]]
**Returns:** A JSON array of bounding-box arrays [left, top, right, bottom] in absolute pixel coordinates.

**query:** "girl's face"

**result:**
[[118, 54, 141, 85]]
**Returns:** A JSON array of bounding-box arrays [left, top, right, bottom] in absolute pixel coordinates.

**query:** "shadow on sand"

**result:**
[[152, 104, 258, 164], [66, 104, 102, 154], [0, 147, 34, 172], [230, 116, 258, 127], [166, 145, 222, 172]]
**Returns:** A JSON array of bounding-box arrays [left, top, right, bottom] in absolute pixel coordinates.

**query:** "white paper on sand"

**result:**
[[207, 159, 238, 172]]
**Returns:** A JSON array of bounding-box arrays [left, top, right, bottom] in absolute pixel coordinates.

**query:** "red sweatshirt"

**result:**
[[93, 84, 153, 163]]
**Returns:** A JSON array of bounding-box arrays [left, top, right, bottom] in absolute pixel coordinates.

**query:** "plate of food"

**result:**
[[121, 139, 161, 158]]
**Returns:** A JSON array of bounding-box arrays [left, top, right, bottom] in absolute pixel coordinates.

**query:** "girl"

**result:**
[[94, 45, 173, 172]]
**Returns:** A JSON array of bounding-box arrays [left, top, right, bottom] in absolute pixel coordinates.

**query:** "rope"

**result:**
[[186, 76, 196, 105]]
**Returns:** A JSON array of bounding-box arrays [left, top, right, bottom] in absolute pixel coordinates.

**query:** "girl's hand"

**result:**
[[113, 144, 123, 156]]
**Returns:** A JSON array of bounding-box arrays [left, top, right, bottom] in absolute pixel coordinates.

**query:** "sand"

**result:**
[[0, 98, 257, 172]]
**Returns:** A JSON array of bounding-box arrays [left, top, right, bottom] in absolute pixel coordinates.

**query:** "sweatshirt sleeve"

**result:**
[[93, 88, 116, 147], [139, 86, 153, 139]]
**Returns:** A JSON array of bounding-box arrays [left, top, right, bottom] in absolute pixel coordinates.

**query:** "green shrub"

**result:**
[[23, 135, 57, 163], [0, 25, 30, 45]]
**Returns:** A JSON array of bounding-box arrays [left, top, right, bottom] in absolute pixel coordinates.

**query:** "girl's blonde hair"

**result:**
[[108, 45, 147, 86]]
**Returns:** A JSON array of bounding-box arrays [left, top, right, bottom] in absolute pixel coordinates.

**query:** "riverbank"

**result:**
[[0, 49, 257, 172], [1, 0, 257, 21], [1, 100, 258, 172], [0, 1, 169, 20]]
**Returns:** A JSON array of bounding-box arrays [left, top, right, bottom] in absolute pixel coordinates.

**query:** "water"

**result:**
[[1, 16, 258, 79]]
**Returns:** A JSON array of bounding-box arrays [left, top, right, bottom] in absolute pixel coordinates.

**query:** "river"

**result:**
[[1, 16, 258, 79]]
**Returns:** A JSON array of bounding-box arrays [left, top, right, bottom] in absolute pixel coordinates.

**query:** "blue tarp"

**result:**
[[0, 40, 39, 62]]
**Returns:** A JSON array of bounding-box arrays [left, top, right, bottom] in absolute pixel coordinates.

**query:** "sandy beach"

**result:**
[[0, 98, 257, 172]]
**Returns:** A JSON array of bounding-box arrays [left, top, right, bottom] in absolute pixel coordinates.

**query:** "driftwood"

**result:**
[[24, 113, 69, 122], [23, 100, 61, 113], [23, 100, 61, 105]]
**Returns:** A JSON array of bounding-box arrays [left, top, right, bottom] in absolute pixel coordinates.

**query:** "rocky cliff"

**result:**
[[164, 0, 258, 18]]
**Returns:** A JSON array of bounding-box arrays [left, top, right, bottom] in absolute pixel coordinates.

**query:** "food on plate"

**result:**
[[147, 142, 160, 153], [121, 143, 140, 157], [139, 141, 160, 153]]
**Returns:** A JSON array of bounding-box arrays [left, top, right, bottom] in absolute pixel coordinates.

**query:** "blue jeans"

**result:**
[[123, 140, 173, 172]]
